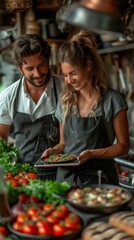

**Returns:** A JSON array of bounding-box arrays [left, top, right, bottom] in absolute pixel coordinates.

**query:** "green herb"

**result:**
[[8, 179, 71, 205]]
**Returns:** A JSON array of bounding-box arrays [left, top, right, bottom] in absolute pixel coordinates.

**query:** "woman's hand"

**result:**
[[77, 150, 92, 164], [41, 148, 56, 158], [41, 143, 65, 158]]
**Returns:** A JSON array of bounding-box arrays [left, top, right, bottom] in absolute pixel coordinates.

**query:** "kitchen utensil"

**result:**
[[56, 0, 73, 33], [54, 184, 132, 214], [97, 170, 102, 188], [60, 1, 123, 36]]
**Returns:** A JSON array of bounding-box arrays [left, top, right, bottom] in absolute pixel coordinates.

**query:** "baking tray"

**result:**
[[34, 157, 80, 168]]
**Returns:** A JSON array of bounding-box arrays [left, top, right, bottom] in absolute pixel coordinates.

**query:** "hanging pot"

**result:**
[[61, 1, 123, 35], [56, 0, 73, 33]]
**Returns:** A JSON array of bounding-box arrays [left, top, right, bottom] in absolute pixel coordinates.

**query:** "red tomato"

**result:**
[[8, 178, 20, 187], [12, 222, 22, 232], [56, 205, 69, 214], [46, 213, 60, 224], [4, 172, 14, 180], [53, 205, 69, 219], [14, 175, 22, 181], [16, 212, 27, 224], [18, 171, 27, 178], [56, 204, 69, 213], [29, 196, 39, 203], [22, 222, 38, 235], [20, 179, 29, 186], [0, 226, 8, 236], [65, 213, 81, 230], [27, 207, 40, 218], [53, 223, 71, 236], [30, 213, 41, 221], [26, 172, 38, 180], [42, 203, 55, 212], [36, 220, 53, 236], [18, 194, 29, 203]]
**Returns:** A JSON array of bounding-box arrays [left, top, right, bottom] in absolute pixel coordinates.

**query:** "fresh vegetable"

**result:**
[[53, 223, 70, 236], [1, 162, 37, 176], [11, 204, 82, 237], [5, 171, 38, 187], [0, 139, 20, 162], [0, 139, 37, 175], [36, 219, 53, 236], [0, 226, 8, 236], [64, 213, 81, 230], [8, 179, 71, 205], [22, 221, 38, 235]]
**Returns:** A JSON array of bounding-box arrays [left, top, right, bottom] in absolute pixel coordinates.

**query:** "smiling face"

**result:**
[[21, 54, 49, 88], [61, 62, 92, 92]]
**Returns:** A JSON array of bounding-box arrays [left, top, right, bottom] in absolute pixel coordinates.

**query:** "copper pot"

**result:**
[[80, 0, 121, 16]]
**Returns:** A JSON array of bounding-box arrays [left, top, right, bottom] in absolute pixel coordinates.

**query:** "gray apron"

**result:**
[[56, 99, 119, 186], [12, 78, 59, 178]]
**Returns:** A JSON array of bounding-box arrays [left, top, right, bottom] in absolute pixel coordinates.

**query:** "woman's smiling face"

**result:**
[[61, 62, 92, 91]]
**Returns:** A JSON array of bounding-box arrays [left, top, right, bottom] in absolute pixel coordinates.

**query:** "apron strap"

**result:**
[[53, 76, 58, 104], [101, 97, 111, 145], [13, 78, 22, 119]]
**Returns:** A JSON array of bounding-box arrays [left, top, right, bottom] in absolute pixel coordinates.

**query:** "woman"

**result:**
[[42, 30, 130, 186]]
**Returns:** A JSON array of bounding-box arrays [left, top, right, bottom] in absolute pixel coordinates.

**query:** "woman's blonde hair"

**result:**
[[57, 30, 109, 119]]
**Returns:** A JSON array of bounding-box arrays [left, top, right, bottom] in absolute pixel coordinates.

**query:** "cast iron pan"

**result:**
[[54, 184, 132, 215]]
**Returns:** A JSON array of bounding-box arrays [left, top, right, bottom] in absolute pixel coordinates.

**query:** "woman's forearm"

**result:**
[[89, 142, 130, 159], [78, 142, 130, 163]]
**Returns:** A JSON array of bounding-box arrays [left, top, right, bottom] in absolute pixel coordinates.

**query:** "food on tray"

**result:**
[[82, 221, 133, 240], [44, 153, 76, 163], [109, 211, 134, 237], [67, 186, 130, 208]]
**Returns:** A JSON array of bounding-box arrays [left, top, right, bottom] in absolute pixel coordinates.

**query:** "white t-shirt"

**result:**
[[0, 75, 64, 125]]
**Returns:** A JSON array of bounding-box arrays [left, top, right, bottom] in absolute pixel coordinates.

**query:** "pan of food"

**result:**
[[54, 184, 132, 214]]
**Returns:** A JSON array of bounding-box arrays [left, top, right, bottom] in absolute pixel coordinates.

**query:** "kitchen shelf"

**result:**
[[98, 42, 134, 54], [45, 38, 65, 43]]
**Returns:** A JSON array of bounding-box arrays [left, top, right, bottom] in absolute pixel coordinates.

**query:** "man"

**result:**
[[0, 34, 64, 179]]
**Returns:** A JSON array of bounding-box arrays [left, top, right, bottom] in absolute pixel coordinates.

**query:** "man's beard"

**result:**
[[25, 71, 50, 88]]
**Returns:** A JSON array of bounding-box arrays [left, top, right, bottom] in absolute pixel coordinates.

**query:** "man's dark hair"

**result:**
[[11, 34, 51, 68]]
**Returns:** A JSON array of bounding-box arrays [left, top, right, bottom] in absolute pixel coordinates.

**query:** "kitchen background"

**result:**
[[0, 0, 134, 156]]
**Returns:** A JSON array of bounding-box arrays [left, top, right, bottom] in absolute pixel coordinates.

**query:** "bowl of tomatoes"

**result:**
[[7, 203, 85, 240]]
